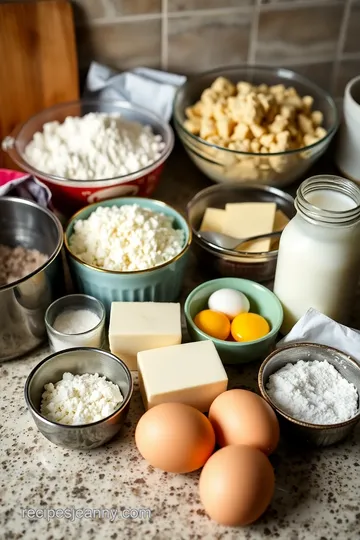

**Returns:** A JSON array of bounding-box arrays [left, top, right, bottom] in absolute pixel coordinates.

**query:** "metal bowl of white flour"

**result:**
[[24, 347, 133, 449], [258, 342, 360, 446]]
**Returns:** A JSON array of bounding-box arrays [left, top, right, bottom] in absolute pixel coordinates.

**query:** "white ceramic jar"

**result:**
[[274, 175, 360, 334], [336, 75, 360, 182]]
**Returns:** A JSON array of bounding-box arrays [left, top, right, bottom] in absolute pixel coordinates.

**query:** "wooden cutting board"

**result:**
[[0, 0, 79, 169]]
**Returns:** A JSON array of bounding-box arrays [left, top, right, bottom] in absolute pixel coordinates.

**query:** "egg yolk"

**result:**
[[231, 313, 270, 342], [194, 309, 231, 340]]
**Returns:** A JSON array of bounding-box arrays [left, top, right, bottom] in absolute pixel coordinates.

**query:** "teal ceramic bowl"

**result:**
[[64, 197, 192, 314], [184, 277, 283, 365]]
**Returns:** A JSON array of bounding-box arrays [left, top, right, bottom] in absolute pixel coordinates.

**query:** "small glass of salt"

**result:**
[[45, 294, 105, 352]]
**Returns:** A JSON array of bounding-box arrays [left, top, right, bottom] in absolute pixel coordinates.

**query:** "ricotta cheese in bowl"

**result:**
[[65, 197, 192, 310], [68, 204, 185, 272]]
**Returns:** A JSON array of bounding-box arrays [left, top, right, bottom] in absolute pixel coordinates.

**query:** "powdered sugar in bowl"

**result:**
[[258, 343, 360, 447], [45, 294, 105, 352]]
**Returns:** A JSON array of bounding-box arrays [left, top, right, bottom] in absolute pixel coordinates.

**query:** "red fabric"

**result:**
[[0, 168, 28, 186]]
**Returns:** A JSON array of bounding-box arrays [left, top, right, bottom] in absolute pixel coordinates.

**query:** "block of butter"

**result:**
[[224, 202, 276, 252], [137, 340, 228, 412], [200, 208, 226, 233], [199, 203, 286, 254], [109, 302, 182, 371]]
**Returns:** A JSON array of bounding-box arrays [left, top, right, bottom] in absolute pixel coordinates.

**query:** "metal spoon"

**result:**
[[198, 230, 282, 251]]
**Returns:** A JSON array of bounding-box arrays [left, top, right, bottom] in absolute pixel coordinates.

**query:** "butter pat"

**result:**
[[200, 208, 226, 233], [109, 302, 182, 371], [224, 202, 276, 252], [137, 340, 228, 412]]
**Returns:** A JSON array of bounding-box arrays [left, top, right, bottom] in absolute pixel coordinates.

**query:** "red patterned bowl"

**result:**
[[2, 100, 174, 215]]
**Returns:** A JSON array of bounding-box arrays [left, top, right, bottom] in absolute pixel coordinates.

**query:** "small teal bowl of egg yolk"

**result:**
[[184, 277, 283, 365]]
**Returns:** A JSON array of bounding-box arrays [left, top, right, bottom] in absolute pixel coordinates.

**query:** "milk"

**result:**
[[306, 189, 358, 211], [274, 183, 360, 335]]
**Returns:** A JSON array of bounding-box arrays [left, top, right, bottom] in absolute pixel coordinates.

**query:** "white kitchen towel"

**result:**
[[276, 308, 360, 364], [83, 62, 186, 122]]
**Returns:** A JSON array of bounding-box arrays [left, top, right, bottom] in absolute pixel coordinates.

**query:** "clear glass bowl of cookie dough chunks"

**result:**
[[173, 66, 339, 187]]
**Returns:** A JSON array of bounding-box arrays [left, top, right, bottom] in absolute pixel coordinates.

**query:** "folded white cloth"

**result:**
[[277, 308, 360, 364], [84, 62, 186, 122]]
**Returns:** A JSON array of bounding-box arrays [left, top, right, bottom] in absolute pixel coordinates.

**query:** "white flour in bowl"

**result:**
[[40, 372, 123, 425], [24, 112, 165, 180]]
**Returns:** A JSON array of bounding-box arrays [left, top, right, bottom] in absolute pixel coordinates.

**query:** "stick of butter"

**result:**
[[200, 208, 226, 233], [224, 202, 276, 252], [137, 340, 228, 412], [109, 302, 182, 371]]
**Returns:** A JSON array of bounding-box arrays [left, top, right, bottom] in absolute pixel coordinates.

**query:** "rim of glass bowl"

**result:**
[[11, 99, 174, 185], [173, 65, 339, 159]]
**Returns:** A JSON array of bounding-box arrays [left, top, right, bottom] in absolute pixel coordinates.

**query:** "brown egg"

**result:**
[[199, 445, 275, 526], [135, 402, 215, 473], [208, 389, 280, 455]]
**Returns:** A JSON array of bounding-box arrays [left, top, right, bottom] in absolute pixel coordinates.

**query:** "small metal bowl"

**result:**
[[258, 343, 360, 447], [186, 183, 295, 283], [24, 347, 133, 450]]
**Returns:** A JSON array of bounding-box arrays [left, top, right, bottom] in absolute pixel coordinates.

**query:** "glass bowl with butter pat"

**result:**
[[187, 183, 295, 283]]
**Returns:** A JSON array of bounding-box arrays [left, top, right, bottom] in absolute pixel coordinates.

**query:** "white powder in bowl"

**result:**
[[24, 113, 166, 180], [53, 309, 100, 334], [266, 359, 359, 425], [40, 372, 123, 425]]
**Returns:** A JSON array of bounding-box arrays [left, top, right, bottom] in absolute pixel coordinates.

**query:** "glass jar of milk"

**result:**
[[274, 175, 360, 334]]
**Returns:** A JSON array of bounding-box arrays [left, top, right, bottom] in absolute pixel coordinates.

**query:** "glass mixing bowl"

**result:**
[[3, 99, 174, 214], [174, 66, 338, 188]]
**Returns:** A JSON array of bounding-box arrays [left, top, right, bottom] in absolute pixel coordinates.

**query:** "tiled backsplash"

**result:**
[[72, 0, 360, 97], [5, 0, 360, 97]]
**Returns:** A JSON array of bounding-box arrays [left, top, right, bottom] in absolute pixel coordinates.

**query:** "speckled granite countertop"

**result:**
[[1, 145, 360, 540]]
